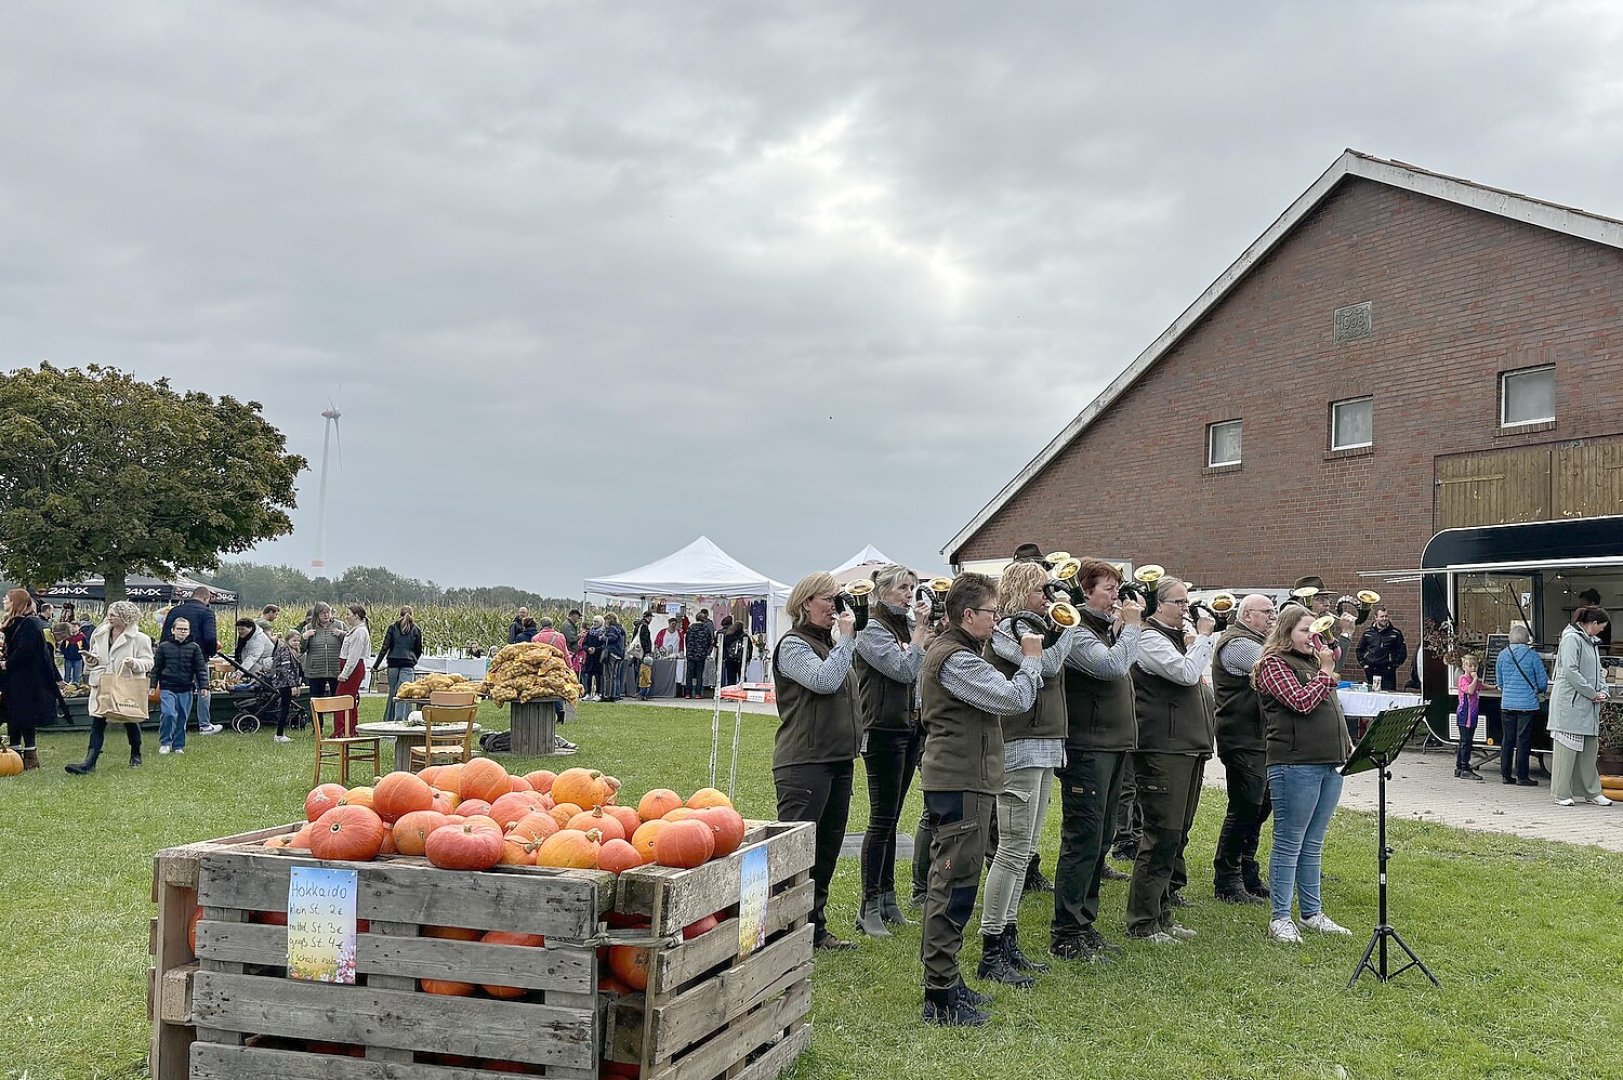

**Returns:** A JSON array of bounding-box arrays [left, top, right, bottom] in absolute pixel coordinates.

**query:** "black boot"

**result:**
[[65, 748, 101, 775], [879, 890, 912, 926], [20, 747, 39, 771], [1002, 925, 1049, 973], [1023, 854, 1054, 894], [130, 749, 143, 767], [976, 932, 1034, 988], [923, 986, 989, 1027], [1241, 858, 1270, 899], [855, 896, 890, 938]]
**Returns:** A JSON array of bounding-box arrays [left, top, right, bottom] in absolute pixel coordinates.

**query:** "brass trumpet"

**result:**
[[1309, 613, 1337, 650], [1047, 554, 1084, 605], [1009, 599, 1080, 646], [835, 578, 873, 632], [914, 576, 953, 628], [1188, 589, 1237, 632], [1334, 588, 1382, 625], [1116, 563, 1165, 618]]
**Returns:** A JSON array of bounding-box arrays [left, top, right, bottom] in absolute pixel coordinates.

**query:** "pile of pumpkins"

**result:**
[[272, 761, 746, 877]]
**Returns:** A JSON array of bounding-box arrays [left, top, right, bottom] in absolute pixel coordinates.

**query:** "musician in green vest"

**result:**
[[918, 573, 1043, 1027], [771, 571, 862, 952], [1211, 593, 1278, 903], [1126, 575, 1216, 943], [1050, 557, 1143, 961]]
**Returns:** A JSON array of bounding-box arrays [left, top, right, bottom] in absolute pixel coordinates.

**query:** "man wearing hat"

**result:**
[[1012, 543, 1051, 567], [1290, 576, 1357, 667]]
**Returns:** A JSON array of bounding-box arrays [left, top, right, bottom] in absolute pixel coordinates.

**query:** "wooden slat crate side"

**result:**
[[653, 879, 813, 994], [196, 919, 596, 994], [191, 1041, 593, 1080], [153, 822, 306, 894], [728, 1024, 812, 1080], [197, 850, 612, 939], [156, 962, 198, 1024], [618, 822, 816, 935], [645, 978, 813, 1080], [648, 925, 814, 1060], [191, 970, 596, 1071]]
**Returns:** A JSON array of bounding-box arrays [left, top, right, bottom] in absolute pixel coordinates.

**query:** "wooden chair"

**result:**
[[311, 695, 382, 786], [409, 690, 480, 772]]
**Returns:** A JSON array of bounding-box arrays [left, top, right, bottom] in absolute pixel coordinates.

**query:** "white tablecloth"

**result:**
[[1336, 689, 1424, 718], [414, 656, 489, 680]]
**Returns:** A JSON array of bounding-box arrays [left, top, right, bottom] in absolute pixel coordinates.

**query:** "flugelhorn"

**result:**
[[1309, 613, 1337, 650], [1335, 587, 1382, 625], [835, 578, 873, 632], [1047, 554, 1084, 604], [1047, 598, 1082, 630], [1188, 589, 1237, 631], [1117, 563, 1165, 618], [915, 576, 953, 628]]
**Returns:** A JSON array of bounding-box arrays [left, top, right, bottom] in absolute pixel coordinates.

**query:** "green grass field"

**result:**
[[2, 700, 1619, 1080]]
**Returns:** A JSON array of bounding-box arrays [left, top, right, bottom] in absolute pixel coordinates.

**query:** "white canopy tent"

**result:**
[[584, 536, 791, 647], [831, 544, 896, 575]]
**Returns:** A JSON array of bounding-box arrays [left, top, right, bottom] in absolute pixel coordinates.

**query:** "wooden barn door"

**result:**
[[1433, 446, 1552, 530]]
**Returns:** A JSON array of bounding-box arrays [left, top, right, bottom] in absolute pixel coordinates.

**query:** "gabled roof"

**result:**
[[944, 149, 1623, 559]]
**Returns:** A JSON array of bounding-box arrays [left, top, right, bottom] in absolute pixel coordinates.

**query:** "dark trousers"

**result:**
[[1213, 748, 1271, 893], [920, 789, 994, 990], [85, 716, 141, 756], [1500, 709, 1538, 782], [914, 797, 999, 897], [684, 661, 706, 699], [723, 658, 743, 687], [272, 687, 294, 737], [307, 676, 337, 701], [1052, 749, 1127, 942], [1126, 752, 1204, 937], [1456, 722, 1477, 771], [774, 760, 854, 936], [1111, 754, 1143, 853], [860, 727, 921, 900], [1363, 666, 1398, 692]]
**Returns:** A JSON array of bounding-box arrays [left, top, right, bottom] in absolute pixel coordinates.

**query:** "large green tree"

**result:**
[[0, 364, 306, 600]]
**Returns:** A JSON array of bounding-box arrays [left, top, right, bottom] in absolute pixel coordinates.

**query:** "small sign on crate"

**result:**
[[286, 866, 358, 984], [739, 845, 769, 958]]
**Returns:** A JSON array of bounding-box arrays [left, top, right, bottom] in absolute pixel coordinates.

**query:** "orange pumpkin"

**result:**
[[435, 763, 466, 796], [373, 772, 435, 823], [683, 914, 719, 940], [423, 925, 482, 940], [685, 787, 733, 811], [459, 757, 513, 804], [393, 810, 450, 856], [637, 788, 683, 822], [535, 828, 602, 869], [662, 807, 700, 823], [250, 909, 289, 926], [379, 824, 399, 856], [310, 805, 386, 862], [289, 824, 315, 850], [601, 774, 622, 804], [420, 978, 475, 996], [263, 834, 295, 850], [305, 783, 349, 822], [608, 945, 651, 990], [338, 786, 374, 809], [524, 769, 557, 793], [187, 905, 204, 954], [430, 788, 462, 815], [630, 820, 669, 864], [506, 811, 560, 845], [508, 775, 533, 792], [551, 768, 608, 809], [602, 1061, 641, 1079], [461, 814, 502, 833], [425, 821, 504, 871], [694, 807, 746, 858], [548, 802, 584, 828], [488, 792, 545, 829], [653, 819, 714, 868], [0, 747, 24, 777], [597, 838, 642, 874], [457, 798, 493, 819], [567, 807, 626, 842], [603, 805, 642, 838], [598, 974, 633, 995], [417, 765, 445, 787], [498, 834, 539, 866], [480, 930, 545, 999]]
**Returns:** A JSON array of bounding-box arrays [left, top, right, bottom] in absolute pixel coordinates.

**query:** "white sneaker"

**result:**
[[1134, 931, 1180, 944], [273, 734, 292, 744], [1590, 795, 1613, 806], [1301, 913, 1352, 936], [173, 747, 185, 754], [198, 723, 223, 735], [1166, 924, 1198, 940], [158, 745, 172, 755], [1267, 918, 1302, 943], [1555, 797, 1576, 806]]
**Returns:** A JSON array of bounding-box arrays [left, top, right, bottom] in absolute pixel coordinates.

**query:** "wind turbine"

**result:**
[[311, 402, 342, 570]]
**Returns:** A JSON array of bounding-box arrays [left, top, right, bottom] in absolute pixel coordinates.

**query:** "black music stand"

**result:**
[[1341, 703, 1440, 989]]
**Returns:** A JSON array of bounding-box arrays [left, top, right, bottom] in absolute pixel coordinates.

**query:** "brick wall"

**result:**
[[955, 178, 1623, 649]]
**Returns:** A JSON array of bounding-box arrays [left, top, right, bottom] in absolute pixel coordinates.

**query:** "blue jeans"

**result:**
[[684, 662, 706, 699], [195, 688, 212, 730], [160, 690, 194, 749], [63, 656, 84, 684], [1266, 763, 1343, 922], [386, 666, 417, 722]]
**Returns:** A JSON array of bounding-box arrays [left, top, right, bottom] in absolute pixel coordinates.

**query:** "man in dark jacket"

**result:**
[[162, 587, 220, 735], [1355, 607, 1408, 691], [685, 610, 716, 699], [509, 607, 531, 645]]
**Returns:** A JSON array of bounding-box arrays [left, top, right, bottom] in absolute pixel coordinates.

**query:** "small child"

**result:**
[[268, 631, 304, 744], [1456, 654, 1483, 780]]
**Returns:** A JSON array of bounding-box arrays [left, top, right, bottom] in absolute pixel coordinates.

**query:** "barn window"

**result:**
[[1501, 366, 1555, 427], [1331, 397, 1373, 451], [1207, 420, 1242, 467]]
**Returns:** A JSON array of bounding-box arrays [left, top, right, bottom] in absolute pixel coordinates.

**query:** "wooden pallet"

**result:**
[[604, 821, 816, 1080]]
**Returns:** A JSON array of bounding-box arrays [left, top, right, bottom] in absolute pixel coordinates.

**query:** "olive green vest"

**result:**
[[1260, 649, 1353, 767], [1132, 620, 1215, 755], [854, 603, 915, 731], [986, 616, 1067, 742], [770, 626, 859, 769], [1062, 606, 1137, 752], [1213, 623, 1267, 754], [920, 625, 1005, 794]]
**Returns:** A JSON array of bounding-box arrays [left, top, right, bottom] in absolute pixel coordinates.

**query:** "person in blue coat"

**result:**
[[1494, 625, 1549, 786]]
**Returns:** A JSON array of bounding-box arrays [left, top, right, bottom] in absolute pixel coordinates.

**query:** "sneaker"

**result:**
[[1516, 778, 1539, 787], [1301, 913, 1352, 935], [1267, 918, 1303, 943], [1132, 930, 1179, 945], [272, 735, 292, 744], [173, 748, 185, 755], [814, 931, 857, 952], [1590, 795, 1614, 806], [198, 723, 223, 735], [1467, 770, 1486, 782], [554, 737, 579, 753], [1555, 797, 1576, 806], [158, 745, 172, 755], [1165, 924, 1197, 940]]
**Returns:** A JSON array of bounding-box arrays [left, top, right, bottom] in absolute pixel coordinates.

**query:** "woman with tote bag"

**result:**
[[65, 601, 155, 774]]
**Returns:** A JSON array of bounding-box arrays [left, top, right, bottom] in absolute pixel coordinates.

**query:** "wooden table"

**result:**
[[356, 721, 482, 773]]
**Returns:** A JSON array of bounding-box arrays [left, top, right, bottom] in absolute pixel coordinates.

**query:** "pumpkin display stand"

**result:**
[[150, 819, 814, 1080], [505, 697, 569, 757]]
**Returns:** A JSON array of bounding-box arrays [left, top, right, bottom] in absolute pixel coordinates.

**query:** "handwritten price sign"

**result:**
[[286, 866, 359, 983]]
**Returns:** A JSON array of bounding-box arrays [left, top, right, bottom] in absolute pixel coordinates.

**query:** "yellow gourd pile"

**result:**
[[484, 642, 581, 704]]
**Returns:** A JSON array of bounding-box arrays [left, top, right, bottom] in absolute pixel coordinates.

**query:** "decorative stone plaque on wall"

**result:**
[[1333, 301, 1373, 344]]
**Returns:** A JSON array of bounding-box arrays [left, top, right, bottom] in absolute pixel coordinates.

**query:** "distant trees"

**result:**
[[198, 561, 578, 611]]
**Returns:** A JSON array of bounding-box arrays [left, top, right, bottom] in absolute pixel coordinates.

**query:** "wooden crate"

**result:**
[[604, 820, 816, 1080]]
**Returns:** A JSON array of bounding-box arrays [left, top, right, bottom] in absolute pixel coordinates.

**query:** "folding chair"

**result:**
[[311, 695, 382, 786], [409, 690, 479, 772]]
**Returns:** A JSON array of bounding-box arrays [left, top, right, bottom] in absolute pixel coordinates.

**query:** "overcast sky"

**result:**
[[4, 1, 1622, 596]]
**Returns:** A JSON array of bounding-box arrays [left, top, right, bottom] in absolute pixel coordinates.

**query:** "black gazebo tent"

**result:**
[[38, 575, 238, 606]]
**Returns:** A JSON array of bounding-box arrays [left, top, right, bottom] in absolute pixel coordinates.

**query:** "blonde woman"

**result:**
[[772, 571, 861, 951], [65, 601, 155, 773]]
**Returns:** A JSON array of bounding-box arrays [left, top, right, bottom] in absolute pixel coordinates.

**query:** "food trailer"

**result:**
[[1406, 515, 1623, 772]]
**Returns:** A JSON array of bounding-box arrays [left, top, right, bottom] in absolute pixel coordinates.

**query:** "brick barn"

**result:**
[[945, 149, 1623, 661]]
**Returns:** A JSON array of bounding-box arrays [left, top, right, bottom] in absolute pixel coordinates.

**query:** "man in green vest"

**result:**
[[918, 573, 1043, 1027], [1126, 576, 1215, 943], [1211, 594, 1277, 903]]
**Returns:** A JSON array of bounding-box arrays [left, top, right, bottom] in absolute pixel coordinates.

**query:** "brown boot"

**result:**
[[21, 747, 40, 771]]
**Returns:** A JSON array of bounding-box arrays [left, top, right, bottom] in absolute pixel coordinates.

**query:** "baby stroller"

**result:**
[[219, 655, 309, 735]]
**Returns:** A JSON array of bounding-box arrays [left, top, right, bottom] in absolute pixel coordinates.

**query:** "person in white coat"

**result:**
[[1549, 608, 1614, 807], [65, 601, 155, 774]]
